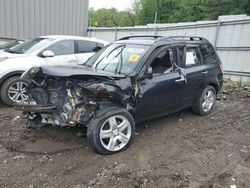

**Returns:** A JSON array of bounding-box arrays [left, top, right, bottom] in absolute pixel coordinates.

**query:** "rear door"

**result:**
[[200, 43, 223, 88], [181, 45, 207, 107]]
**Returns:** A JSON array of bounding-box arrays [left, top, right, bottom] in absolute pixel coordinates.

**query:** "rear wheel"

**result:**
[[0, 76, 28, 106], [192, 85, 216, 115], [87, 108, 135, 155]]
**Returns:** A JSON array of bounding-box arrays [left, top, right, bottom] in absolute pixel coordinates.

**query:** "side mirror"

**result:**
[[42, 50, 54, 58], [138, 67, 153, 81], [145, 67, 153, 79]]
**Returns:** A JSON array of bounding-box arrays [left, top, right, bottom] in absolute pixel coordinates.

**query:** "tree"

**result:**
[[134, 0, 250, 24], [89, 8, 135, 27], [89, 0, 250, 27], [134, 0, 157, 24]]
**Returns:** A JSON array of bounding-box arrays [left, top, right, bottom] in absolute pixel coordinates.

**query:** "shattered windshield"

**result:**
[[83, 44, 149, 75]]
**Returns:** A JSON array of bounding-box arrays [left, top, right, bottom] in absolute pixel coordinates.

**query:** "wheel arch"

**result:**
[[204, 77, 220, 94], [208, 83, 219, 94], [0, 71, 25, 87], [95, 102, 122, 118]]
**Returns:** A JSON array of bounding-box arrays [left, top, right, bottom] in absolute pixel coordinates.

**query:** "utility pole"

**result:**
[[154, 12, 158, 36], [89, 18, 92, 37]]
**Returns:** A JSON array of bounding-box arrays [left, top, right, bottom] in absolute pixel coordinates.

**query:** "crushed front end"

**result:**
[[16, 66, 134, 128]]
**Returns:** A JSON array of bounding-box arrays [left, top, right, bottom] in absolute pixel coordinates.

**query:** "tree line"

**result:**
[[89, 0, 250, 27]]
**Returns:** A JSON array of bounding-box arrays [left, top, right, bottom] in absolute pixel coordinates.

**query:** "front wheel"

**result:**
[[0, 76, 29, 106], [87, 108, 135, 155], [192, 85, 216, 116]]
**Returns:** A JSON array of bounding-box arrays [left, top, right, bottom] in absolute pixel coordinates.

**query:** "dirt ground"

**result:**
[[0, 81, 249, 188]]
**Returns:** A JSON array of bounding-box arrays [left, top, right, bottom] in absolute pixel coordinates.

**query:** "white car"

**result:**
[[0, 35, 109, 106], [0, 39, 24, 52]]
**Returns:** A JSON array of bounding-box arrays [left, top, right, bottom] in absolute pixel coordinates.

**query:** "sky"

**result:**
[[89, 0, 134, 11]]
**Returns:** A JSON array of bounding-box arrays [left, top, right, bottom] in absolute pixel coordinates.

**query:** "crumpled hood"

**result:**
[[24, 65, 126, 79]]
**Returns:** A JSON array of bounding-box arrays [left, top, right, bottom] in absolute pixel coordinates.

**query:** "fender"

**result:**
[[95, 101, 136, 118], [95, 102, 122, 118], [0, 71, 25, 86], [79, 102, 122, 127]]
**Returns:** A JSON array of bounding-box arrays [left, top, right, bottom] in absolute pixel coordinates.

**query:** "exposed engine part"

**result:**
[[16, 70, 134, 128], [16, 77, 110, 127]]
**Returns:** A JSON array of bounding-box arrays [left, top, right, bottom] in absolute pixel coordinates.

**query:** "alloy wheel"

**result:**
[[8, 81, 28, 103], [202, 90, 215, 112], [99, 115, 132, 152]]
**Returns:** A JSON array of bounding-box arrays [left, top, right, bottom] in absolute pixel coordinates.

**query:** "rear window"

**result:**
[[200, 44, 217, 64]]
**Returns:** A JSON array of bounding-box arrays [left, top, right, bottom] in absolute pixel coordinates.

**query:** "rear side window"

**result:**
[[185, 47, 202, 67], [200, 44, 217, 64], [76, 40, 97, 53]]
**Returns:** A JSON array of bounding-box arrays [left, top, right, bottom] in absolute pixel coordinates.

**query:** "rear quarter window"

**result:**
[[200, 44, 217, 64], [185, 47, 202, 68]]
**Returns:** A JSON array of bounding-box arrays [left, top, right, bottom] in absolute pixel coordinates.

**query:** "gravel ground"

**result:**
[[0, 81, 249, 188]]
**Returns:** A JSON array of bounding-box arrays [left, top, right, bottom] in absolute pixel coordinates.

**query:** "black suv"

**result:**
[[17, 36, 223, 154]]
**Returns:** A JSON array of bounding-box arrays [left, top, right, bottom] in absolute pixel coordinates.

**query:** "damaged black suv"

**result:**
[[16, 36, 223, 154]]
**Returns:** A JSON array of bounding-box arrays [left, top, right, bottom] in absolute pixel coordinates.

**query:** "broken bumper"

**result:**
[[15, 104, 58, 113]]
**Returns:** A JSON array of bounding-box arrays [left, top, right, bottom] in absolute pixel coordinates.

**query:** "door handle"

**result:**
[[201, 71, 208, 75]]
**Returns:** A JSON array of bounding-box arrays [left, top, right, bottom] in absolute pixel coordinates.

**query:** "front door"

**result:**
[[41, 39, 78, 66], [135, 46, 187, 122]]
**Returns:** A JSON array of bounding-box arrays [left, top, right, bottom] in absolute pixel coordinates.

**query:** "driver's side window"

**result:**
[[150, 48, 176, 75], [46, 40, 74, 56]]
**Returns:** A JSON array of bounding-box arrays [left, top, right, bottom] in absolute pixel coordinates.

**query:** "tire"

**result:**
[[192, 85, 216, 116], [87, 107, 135, 155], [0, 76, 28, 106]]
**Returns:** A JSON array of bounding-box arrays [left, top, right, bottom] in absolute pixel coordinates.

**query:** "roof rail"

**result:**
[[118, 35, 163, 41], [157, 36, 209, 42]]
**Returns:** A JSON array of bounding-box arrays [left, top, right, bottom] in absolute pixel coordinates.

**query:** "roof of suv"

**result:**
[[115, 35, 210, 46], [114, 39, 156, 46]]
